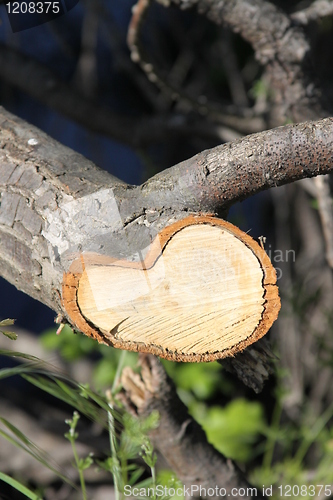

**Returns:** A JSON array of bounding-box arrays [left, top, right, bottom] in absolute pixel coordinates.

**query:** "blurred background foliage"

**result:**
[[1, 0, 333, 498]]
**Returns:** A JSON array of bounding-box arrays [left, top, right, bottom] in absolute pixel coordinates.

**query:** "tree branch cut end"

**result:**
[[62, 216, 280, 362]]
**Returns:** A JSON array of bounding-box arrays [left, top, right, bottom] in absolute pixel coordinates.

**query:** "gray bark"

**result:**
[[1, 106, 333, 318]]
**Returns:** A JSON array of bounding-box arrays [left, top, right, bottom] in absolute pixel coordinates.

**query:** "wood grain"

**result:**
[[62, 216, 280, 361]]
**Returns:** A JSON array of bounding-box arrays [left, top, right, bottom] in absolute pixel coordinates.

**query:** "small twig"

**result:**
[[128, 0, 214, 115], [219, 30, 249, 108], [127, 0, 263, 130], [0, 45, 247, 147], [73, 0, 99, 97], [291, 0, 333, 25], [128, 0, 209, 114], [313, 175, 333, 271]]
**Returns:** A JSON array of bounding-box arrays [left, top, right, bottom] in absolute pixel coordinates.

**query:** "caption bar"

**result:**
[[4, 0, 80, 32]]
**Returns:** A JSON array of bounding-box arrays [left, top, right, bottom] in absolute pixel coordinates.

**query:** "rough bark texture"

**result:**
[[0, 107, 122, 311], [1, 0, 333, 497], [1, 106, 333, 318], [120, 354, 265, 499], [146, 118, 333, 212]]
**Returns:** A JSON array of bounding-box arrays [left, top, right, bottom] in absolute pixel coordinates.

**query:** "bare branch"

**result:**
[[0, 45, 254, 146], [128, 0, 265, 133], [145, 118, 333, 213], [162, 0, 327, 123], [291, 0, 333, 25], [1, 107, 333, 326], [219, 30, 249, 108], [314, 175, 333, 270], [128, 0, 212, 114]]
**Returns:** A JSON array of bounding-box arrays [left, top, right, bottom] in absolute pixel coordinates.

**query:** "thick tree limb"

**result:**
[[1, 88, 332, 497], [1, 106, 333, 316], [119, 354, 265, 499]]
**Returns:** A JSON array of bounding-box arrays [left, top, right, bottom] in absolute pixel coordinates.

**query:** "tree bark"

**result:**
[[1, 1, 333, 496], [120, 354, 265, 499], [1, 106, 333, 316], [1, 94, 333, 500]]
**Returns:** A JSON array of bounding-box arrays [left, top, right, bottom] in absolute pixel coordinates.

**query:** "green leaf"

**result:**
[[128, 466, 145, 486], [1, 330, 18, 340], [0, 318, 15, 327], [194, 399, 265, 462], [0, 417, 31, 445], [79, 455, 94, 470], [0, 318, 17, 340], [163, 360, 230, 400], [0, 471, 42, 500]]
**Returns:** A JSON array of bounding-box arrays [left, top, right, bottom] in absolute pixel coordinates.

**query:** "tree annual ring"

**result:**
[[62, 215, 280, 362]]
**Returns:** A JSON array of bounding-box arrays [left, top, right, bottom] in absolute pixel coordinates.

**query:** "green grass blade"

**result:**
[[78, 385, 111, 413], [23, 374, 80, 408], [0, 349, 40, 362], [0, 364, 36, 380], [0, 428, 76, 489], [0, 350, 118, 424], [23, 374, 109, 430], [0, 471, 42, 500], [0, 428, 31, 452], [0, 417, 33, 445]]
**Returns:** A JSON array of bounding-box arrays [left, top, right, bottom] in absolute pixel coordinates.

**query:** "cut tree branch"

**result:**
[[1, 106, 333, 316], [1, 92, 332, 496]]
